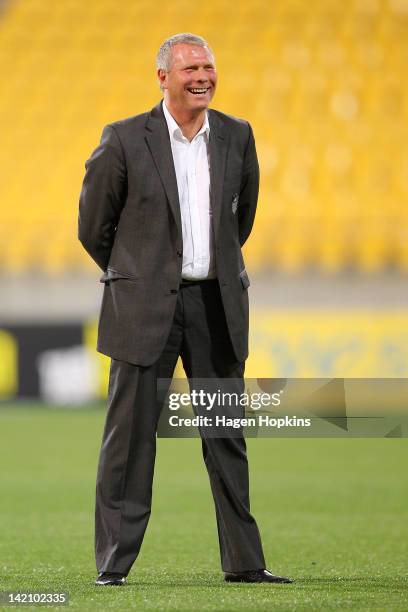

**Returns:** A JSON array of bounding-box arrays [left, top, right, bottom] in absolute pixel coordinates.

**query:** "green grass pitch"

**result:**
[[0, 404, 407, 611]]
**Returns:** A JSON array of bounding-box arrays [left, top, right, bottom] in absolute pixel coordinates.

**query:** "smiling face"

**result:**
[[158, 43, 217, 115]]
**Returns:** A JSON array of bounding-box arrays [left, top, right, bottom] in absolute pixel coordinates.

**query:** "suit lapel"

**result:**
[[145, 101, 182, 237], [144, 102, 230, 244], [208, 110, 229, 243]]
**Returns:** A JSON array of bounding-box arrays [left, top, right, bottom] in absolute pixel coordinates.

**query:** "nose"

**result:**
[[195, 67, 209, 82]]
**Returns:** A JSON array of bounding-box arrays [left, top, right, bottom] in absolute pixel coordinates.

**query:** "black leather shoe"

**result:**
[[225, 568, 294, 584], [95, 572, 126, 586]]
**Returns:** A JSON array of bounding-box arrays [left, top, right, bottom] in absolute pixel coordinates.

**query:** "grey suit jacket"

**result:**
[[78, 100, 259, 366]]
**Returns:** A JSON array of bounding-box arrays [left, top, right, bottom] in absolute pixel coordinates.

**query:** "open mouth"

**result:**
[[187, 87, 210, 95]]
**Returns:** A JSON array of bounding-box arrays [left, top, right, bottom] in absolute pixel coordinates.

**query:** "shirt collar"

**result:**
[[162, 100, 210, 143]]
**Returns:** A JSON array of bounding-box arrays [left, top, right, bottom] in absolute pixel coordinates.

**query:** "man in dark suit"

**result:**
[[79, 32, 293, 587]]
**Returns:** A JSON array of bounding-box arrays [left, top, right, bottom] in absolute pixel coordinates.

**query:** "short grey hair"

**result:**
[[156, 32, 214, 72]]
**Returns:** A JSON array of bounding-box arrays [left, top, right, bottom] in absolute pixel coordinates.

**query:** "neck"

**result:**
[[164, 99, 207, 142]]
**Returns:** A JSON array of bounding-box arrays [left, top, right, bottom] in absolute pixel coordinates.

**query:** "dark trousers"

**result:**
[[95, 279, 266, 575]]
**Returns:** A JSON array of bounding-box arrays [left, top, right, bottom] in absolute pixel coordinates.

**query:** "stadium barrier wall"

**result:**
[[1, 310, 407, 402]]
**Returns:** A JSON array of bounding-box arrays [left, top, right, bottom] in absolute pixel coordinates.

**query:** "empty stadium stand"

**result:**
[[0, 0, 407, 274]]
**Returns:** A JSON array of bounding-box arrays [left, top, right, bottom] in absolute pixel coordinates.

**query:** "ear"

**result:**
[[157, 68, 168, 90]]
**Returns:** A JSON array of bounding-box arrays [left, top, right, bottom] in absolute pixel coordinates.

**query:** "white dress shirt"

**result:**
[[162, 100, 216, 280]]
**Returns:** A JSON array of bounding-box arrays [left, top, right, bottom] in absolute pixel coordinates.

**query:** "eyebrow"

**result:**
[[184, 63, 215, 69]]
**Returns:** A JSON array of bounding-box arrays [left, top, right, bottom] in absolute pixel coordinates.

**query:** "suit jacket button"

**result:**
[[177, 250, 182, 257], [170, 289, 178, 294]]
